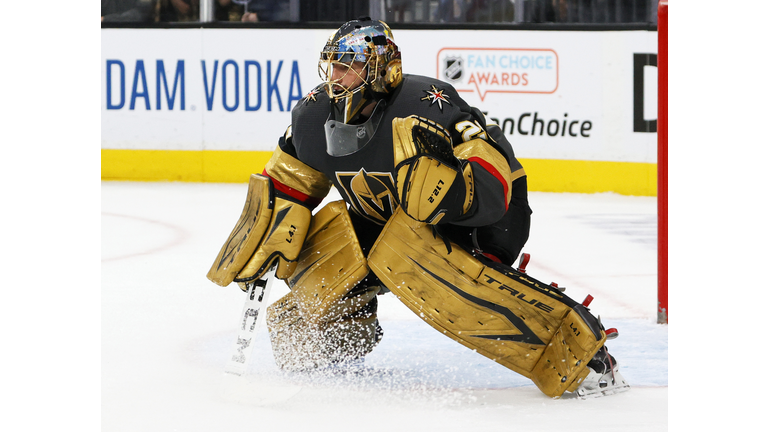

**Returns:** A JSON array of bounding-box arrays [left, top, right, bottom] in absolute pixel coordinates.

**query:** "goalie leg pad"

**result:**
[[266, 201, 379, 370], [266, 287, 380, 370], [284, 200, 370, 319], [367, 207, 606, 398], [532, 305, 606, 397]]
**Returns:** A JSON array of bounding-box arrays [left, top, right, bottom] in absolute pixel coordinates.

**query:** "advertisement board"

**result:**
[[101, 28, 657, 194]]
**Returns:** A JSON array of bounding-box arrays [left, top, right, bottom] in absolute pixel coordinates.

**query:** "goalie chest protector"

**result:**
[[286, 75, 521, 226]]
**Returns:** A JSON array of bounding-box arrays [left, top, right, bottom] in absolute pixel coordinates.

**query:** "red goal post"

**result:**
[[657, 1, 668, 324]]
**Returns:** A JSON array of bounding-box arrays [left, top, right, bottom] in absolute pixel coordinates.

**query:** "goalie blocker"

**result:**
[[206, 176, 381, 370], [206, 174, 314, 288]]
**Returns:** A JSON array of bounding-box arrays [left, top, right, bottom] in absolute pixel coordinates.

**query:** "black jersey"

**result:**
[[276, 74, 524, 227]]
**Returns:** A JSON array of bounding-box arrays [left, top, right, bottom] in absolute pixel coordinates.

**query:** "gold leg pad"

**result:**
[[368, 207, 605, 397], [266, 200, 379, 370], [530, 306, 606, 397], [266, 287, 380, 371]]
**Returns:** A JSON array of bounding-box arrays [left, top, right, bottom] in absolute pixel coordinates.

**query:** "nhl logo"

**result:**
[[444, 56, 463, 82]]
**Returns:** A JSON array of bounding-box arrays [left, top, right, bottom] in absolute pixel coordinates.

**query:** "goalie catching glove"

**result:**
[[392, 116, 474, 225], [206, 174, 312, 290]]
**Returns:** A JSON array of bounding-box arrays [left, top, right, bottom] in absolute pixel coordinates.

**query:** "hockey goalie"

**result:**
[[206, 18, 629, 399]]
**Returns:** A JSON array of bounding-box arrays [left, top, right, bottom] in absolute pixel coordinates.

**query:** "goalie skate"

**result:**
[[575, 346, 630, 399]]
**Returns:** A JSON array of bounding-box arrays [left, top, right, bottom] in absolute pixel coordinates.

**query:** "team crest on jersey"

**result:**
[[421, 85, 452, 111], [336, 169, 397, 225], [444, 57, 463, 82]]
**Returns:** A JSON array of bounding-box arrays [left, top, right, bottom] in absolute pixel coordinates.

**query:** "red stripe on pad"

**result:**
[[467, 157, 509, 211], [263, 171, 322, 208]]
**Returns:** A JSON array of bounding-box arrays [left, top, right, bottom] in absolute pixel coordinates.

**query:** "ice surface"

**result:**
[[101, 182, 667, 431]]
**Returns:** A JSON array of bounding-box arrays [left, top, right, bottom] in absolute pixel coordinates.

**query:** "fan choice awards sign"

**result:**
[[437, 48, 559, 101]]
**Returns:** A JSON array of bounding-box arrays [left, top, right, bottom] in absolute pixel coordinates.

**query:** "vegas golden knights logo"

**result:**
[[336, 169, 397, 225]]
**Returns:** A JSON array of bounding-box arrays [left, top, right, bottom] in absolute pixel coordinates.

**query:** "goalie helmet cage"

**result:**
[[657, 1, 668, 324]]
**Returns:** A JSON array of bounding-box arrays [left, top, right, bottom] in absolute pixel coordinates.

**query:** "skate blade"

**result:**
[[575, 370, 630, 399], [576, 382, 631, 399]]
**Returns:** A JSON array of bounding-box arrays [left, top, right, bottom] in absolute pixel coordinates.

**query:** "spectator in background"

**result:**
[[465, 0, 515, 22], [239, 0, 291, 22], [433, 0, 515, 23], [156, 0, 199, 22], [215, 0, 242, 21], [150, 0, 291, 23], [102, 0, 156, 22], [524, 0, 556, 23], [434, 0, 471, 22]]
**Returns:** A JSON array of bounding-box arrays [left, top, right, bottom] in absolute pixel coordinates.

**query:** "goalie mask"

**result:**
[[318, 18, 403, 124]]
